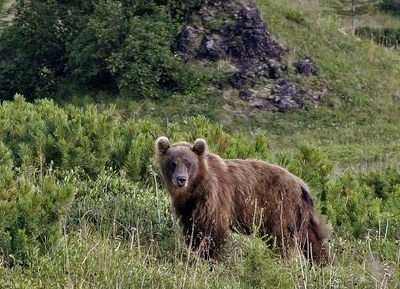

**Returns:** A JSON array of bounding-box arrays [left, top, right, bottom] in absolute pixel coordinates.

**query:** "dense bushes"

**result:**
[[0, 0, 203, 101], [357, 26, 400, 48], [0, 96, 270, 265], [380, 0, 400, 13], [287, 143, 400, 240], [0, 156, 75, 266], [1, 96, 399, 267], [0, 0, 89, 101]]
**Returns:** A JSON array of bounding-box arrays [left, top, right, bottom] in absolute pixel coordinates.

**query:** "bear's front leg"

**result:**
[[184, 222, 228, 261]]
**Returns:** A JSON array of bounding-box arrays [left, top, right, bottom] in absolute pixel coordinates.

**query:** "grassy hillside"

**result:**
[[1, 0, 400, 288], [252, 0, 400, 171], [87, 0, 400, 173]]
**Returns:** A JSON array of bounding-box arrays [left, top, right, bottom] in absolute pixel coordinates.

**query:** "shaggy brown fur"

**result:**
[[155, 137, 330, 264]]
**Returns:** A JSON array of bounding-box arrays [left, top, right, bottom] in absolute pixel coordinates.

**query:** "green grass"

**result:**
[[1, 196, 399, 288], [1, 102, 397, 288], [250, 0, 400, 172], [2, 0, 400, 288]]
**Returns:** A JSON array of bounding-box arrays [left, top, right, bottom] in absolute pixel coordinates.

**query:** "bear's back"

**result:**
[[204, 153, 306, 194], [206, 156, 309, 227]]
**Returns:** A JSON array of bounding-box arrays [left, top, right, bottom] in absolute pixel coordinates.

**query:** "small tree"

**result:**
[[332, 0, 381, 34]]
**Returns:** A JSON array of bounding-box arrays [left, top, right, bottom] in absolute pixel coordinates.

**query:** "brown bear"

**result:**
[[155, 137, 330, 264]]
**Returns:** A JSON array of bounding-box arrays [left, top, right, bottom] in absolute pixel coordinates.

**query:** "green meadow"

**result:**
[[1, 0, 400, 288]]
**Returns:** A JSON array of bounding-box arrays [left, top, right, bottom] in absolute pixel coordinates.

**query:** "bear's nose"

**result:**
[[176, 176, 187, 187]]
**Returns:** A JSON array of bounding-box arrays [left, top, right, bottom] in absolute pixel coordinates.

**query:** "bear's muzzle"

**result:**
[[176, 175, 188, 187]]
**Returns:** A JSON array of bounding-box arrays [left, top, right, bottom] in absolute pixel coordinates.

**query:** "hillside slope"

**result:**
[[1, 0, 400, 170], [254, 0, 400, 169], [126, 0, 400, 172]]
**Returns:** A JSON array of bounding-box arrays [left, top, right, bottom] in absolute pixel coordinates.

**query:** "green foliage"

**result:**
[[357, 26, 400, 48], [361, 167, 400, 199], [163, 116, 270, 160], [278, 141, 400, 241], [287, 142, 333, 189], [0, 95, 400, 286], [0, 0, 205, 101], [0, 0, 5, 12], [53, 104, 121, 177], [165, 0, 209, 20], [67, 0, 125, 90], [0, 95, 162, 180], [283, 142, 333, 214], [0, 0, 91, 100], [322, 168, 400, 239], [0, 95, 120, 177], [360, 168, 400, 237], [0, 165, 75, 266], [238, 237, 292, 288], [325, 173, 382, 238], [380, 0, 400, 13], [67, 168, 173, 241], [107, 12, 186, 99]]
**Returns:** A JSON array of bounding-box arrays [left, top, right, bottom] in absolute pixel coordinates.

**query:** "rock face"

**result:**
[[174, 0, 326, 112], [296, 58, 318, 76]]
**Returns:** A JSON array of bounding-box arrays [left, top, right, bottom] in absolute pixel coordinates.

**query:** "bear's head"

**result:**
[[155, 137, 207, 190]]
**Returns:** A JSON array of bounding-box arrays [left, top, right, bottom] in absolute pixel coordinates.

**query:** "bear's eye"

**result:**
[[168, 161, 176, 171]]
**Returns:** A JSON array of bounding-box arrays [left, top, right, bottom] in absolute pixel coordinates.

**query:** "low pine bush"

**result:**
[[0, 162, 75, 266]]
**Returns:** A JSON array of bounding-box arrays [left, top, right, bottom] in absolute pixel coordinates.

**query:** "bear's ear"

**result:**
[[156, 136, 170, 155], [192, 138, 207, 156]]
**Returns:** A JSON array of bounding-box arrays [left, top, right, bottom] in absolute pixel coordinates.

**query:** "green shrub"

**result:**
[[107, 12, 184, 99], [357, 26, 400, 48], [238, 236, 292, 288], [322, 168, 400, 240], [380, 0, 400, 13], [163, 116, 270, 160], [67, 0, 125, 91], [165, 0, 209, 20], [361, 167, 400, 200], [0, 0, 91, 100], [0, 164, 75, 266], [67, 168, 173, 241], [284, 142, 333, 214], [0, 0, 206, 101], [276, 142, 400, 240], [53, 104, 121, 177], [360, 168, 400, 238], [0, 95, 122, 178], [325, 173, 382, 239]]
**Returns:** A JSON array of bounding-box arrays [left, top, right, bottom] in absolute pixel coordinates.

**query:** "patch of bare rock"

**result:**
[[174, 0, 327, 113]]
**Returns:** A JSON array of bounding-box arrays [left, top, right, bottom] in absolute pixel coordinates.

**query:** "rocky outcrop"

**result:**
[[296, 57, 318, 76], [174, 0, 327, 112]]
